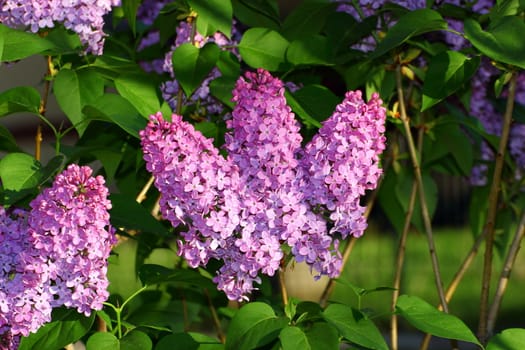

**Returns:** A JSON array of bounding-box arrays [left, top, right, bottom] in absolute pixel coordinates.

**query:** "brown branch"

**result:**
[[478, 72, 517, 343], [420, 230, 486, 350], [391, 179, 418, 350], [487, 209, 525, 334], [395, 64, 449, 313], [35, 56, 53, 161], [392, 127, 424, 350], [136, 175, 155, 204], [205, 288, 226, 343], [279, 268, 289, 306]]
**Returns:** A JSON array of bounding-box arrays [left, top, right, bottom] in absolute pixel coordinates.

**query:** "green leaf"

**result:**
[[487, 328, 525, 350], [82, 94, 146, 138], [39, 154, 66, 185], [464, 16, 525, 69], [172, 42, 220, 98], [372, 9, 447, 58], [120, 330, 153, 350], [19, 308, 95, 350], [377, 166, 406, 234], [122, 0, 141, 35], [0, 153, 41, 191], [156, 332, 224, 350], [156, 333, 199, 350], [396, 295, 482, 347], [209, 51, 241, 109], [424, 119, 474, 175], [86, 332, 120, 350], [115, 73, 162, 118], [304, 322, 339, 350], [489, 1, 523, 27], [189, 0, 232, 37], [0, 86, 41, 118], [54, 68, 105, 136], [323, 11, 373, 55], [109, 193, 169, 236], [238, 28, 290, 71], [323, 303, 388, 350], [280, 326, 309, 350], [226, 302, 289, 350], [0, 124, 21, 152], [138, 264, 215, 290], [232, 0, 280, 30], [281, 2, 337, 40], [286, 85, 340, 128], [287, 35, 334, 66], [280, 323, 339, 350], [422, 51, 480, 111], [285, 91, 322, 129], [43, 27, 81, 54], [0, 24, 54, 61], [365, 65, 396, 102]]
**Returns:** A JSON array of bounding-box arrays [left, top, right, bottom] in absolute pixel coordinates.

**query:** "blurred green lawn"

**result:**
[[331, 226, 525, 331]]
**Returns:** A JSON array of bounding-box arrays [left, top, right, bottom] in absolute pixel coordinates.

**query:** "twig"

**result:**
[[136, 175, 155, 204], [35, 56, 53, 161], [319, 237, 357, 307], [151, 194, 161, 219], [279, 268, 289, 306], [478, 72, 517, 343], [419, 230, 486, 350], [391, 127, 423, 350], [391, 179, 418, 350], [395, 64, 449, 313], [205, 288, 226, 343], [487, 209, 525, 334]]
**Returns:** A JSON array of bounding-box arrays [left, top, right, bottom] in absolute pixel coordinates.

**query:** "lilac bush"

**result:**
[[2, 0, 525, 349]]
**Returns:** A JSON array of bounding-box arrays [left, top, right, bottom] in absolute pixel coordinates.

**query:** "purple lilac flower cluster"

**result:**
[[28, 164, 116, 315], [0, 209, 52, 344], [0, 0, 120, 55], [302, 90, 386, 238], [0, 165, 115, 348], [140, 69, 386, 301]]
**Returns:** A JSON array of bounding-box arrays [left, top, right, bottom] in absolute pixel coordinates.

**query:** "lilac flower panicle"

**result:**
[[302, 90, 386, 239], [0, 0, 121, 55], [141, 70, 387, 301], [0, 208, 52, 346], [28, 164, 116, 316]]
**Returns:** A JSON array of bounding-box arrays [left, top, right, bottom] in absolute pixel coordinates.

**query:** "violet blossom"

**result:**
[[0, 0, 121, 55], [140, 69, 387, 301], [28, 164, 116, 316], [0, 208, 52, 346]]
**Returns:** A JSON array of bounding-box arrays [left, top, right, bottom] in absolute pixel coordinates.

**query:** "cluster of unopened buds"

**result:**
[[141, 68, 386, 301]]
